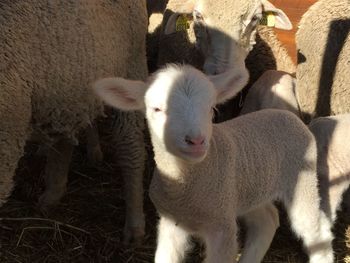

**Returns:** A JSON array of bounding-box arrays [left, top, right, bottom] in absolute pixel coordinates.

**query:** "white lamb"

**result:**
[[240, 70, 300, 117], [309, 114, 350, 222], [93, 64, 334, 263], [240, 71, 350, 224]]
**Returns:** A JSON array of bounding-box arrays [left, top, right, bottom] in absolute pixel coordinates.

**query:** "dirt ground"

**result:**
[[0, 120, 350, 263]]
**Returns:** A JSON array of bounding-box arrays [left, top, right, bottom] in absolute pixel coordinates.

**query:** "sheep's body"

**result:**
[[296, 0, 350, 122], [149, 0, 295, 120], [94, 65, 334, 263], [240, 70, 299, 116], [309, 114, 350, 222], [0, 0, 148, 243]]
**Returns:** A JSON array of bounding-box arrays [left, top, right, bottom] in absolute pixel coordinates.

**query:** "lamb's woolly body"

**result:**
[[309, 114, 350, 222], [145, 68, 333, 263], [296, 0, 350, 122], [0, 0, 148, 242], [95, 65, 334, 262], [240, 70, 299, 116], [150, 110, 315, 220]]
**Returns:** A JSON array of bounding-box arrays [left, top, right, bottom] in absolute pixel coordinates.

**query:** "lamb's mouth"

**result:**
[[179, 147, 207, 159]]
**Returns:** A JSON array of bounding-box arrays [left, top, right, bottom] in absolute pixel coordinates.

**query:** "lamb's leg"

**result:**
[[38, 139, 74, 207], [203, 222, 238, 263], [0, 116, 30, 207], [154, 216, 191, 263], [86, 122, 103, 164], [285, 171, 334, 263], [112, 111, 146, 244], [238, 203, 279, 263]]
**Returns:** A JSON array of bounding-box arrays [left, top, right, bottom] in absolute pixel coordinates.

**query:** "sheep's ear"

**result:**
[[93, 78, 147, 111], [164, 0, 196, 35], [209, 67, 249, 104], [261, 0, 292, 30]]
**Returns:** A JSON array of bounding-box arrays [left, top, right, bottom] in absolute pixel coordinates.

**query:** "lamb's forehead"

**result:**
[[145, 65, 215, 107]]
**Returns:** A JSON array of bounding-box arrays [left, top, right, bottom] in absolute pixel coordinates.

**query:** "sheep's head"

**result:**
[[93, 64, 246, 163], [165, 0, 292, 75]]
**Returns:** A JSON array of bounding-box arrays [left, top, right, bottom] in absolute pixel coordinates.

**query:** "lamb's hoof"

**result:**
[[87, 146, 104, 165], [123, 226, 145, 246]]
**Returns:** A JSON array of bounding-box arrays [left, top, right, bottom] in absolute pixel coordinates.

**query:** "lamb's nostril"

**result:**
[[185, 135, 205, 146]]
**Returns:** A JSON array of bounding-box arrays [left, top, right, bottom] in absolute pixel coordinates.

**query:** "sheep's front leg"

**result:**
[[238, 203, 279, 263], [203, 222, 238, 263], [155, 216, 191, 263], [112, 111, 146, 244], [86, 122, 103, 164], [38, 139, 74, 207]]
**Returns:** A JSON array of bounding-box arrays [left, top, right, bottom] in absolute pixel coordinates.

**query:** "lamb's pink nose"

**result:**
[[185, 135, 205, 146]]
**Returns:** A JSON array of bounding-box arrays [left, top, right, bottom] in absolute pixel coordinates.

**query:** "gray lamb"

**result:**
[[0, 0, 148, 243]]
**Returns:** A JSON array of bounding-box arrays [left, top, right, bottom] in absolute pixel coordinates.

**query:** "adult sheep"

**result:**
[[93, 64, 334, 263], [152, 0, 296, 120], [0, 0, 148, 243], [296, 0, 350, 123]]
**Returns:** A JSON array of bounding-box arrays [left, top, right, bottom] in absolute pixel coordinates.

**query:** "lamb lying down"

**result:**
[[93, 65, 334, 263]]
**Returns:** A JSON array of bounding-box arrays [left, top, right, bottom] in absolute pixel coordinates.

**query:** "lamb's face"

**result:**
[[93, 65, 245, 162], [168, 0, 292, 76], [145, 66, 216, 163], [193, 0, 262, 75]]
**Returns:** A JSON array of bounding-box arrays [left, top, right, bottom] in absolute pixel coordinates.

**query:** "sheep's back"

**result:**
[[212, 109, 316, 213], [296, 0, 350, 122]]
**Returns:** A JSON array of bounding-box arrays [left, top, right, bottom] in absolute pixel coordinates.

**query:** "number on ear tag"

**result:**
[[260, 11, 276, 27]]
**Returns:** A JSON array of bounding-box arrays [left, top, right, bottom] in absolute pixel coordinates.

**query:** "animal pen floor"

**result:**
[[1, 0, 350, 262]]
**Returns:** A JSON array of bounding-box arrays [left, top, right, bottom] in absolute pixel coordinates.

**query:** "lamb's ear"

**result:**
[[261, 0, 292, 30], [164, 0, 195, 35], [209, 67, 249, 104], [93, 77, 147, 111]]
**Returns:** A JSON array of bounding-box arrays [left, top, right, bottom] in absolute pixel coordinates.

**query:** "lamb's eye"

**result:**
[[193, 10, 203, 20], [153, 107, 162, 112], [252, 13, 262, 24]]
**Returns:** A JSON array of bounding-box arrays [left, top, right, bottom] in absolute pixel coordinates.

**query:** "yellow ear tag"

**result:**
[[260, 11, 276, 27], [176, 15, 190, 32]]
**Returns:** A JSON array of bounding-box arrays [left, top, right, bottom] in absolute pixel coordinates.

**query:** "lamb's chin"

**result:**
[[177, 149, 207, 163]]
